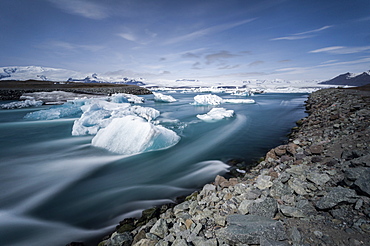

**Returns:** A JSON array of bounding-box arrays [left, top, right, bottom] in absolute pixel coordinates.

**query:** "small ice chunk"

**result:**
[[1, 99, 43, 109], [193, 94, 223, 105], [153, 92, 177, 103], [91, 115, 180, 155], [223, 99, 255, 104], [196, 108, 234, 122]]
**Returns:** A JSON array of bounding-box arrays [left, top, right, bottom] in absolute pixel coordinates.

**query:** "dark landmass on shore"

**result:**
[[78, 84, 369, 246], [0, 80, 152, 100]]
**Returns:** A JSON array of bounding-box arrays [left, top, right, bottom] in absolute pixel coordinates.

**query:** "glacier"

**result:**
[[196, 108, 234, 122], [91, 115, 180, 155], [0, 99, 43, 109], [153, 92, 177, 103]]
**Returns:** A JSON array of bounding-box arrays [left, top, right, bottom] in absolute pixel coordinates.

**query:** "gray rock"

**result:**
[[248, 197, 278, 218], [309, 145, 324, 155], [254, 175, 273, 190], [270, 181, 294, 198], [279, 205, 305, 218], [133, 239, 157, 246], [353, 168, 370, 196], [316, 187, 358, 210], [306, 171, 331, 186], [171, 238, 187, 246], [238, 199, 253, 214], [288, 177, 308, 195], [260, 238, 290, 246], [216, 215, 286, 245], [150, 219, 168, 239], [192, 237, 217, 246], [105, 232, 133, 246], [351, 154, 370, 166], [289, 227, 301, 245]]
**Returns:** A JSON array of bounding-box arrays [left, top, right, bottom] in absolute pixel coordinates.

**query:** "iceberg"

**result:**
[[153, 92, 177, 103], [192, 94, 223, 105], [91, 115, 180, 155], [111, 93, 144, 104], [24, 102, 82, 120], [72, 100, 160, 136], [0, 99, 43, 109], [197, 108, 234, 122], [223, 99, 255, 104]]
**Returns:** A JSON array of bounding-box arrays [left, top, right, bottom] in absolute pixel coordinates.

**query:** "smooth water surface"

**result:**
[[0, 92, 307, 245]]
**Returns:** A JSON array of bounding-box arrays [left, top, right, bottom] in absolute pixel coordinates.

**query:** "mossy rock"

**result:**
[[185, 191, 198, 201]]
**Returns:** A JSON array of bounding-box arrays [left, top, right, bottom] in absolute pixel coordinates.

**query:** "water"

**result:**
[[0, 92, 307, 245]]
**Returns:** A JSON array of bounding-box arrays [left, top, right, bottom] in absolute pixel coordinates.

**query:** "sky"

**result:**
[[1, 0, 370, 83]]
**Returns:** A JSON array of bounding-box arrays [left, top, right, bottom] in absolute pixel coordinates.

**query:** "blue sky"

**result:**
[[1, 0, 370, 82]]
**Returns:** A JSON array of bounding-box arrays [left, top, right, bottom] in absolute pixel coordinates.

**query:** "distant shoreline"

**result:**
[[0, 80, 152, 100]]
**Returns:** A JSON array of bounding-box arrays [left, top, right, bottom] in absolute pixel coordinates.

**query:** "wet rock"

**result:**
[[274, 145, 287, 157], [216, 215, 286, 245], [316, 187, 358, 210]]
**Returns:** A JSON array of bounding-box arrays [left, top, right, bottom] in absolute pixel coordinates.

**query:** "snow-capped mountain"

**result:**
[[0, 66, 146, 86], [319, 71, 370, 86]]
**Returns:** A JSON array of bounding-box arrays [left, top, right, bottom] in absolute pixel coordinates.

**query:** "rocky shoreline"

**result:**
[[0, 80, 152, 100], [73, 86, 369, 246]]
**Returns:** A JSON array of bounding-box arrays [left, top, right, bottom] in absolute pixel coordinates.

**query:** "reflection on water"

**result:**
[[0, 92, 307, 245]]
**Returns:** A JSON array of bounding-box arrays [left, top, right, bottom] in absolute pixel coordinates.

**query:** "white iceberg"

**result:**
[[72, 100, 160, 136], [192, 94, 223, 105], [153, 92, 177, 103], [1, 99, 43, 109], [197, 108, 234, 122], [223, 99, 255, 104], [91, 115, 180, 155], [111, 93, 144, 104]]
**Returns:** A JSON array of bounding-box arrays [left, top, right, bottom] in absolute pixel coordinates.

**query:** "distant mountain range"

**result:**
[[319, 71, 370, 86], [0, 66, 146, 86]]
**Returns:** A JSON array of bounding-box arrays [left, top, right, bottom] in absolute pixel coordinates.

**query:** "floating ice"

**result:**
[[1, 99, 43, 109], [192, 94, 255, 105], [72, 100, 160, 136], [24, 102, 82, 120], [223, 99, 255, 104], [111, 93, 144, 104], [196, 108, 234, 122], [192, 94, 223, 105], [153, 92, 177, 103], [91, 115, 180, 155]]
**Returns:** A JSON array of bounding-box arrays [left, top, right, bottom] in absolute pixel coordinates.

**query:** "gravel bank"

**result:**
[[72, 86, 370, 246]]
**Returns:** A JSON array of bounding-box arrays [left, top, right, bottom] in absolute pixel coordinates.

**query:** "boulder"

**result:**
[[316, 187, 358, 210], [216, 215, 286, 245], [353, 168, 370, 196]]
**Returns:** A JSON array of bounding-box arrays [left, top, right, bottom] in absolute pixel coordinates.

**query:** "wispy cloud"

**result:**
[[248, 60, 264, 66], [164, 19, 255, 45], [117, 33, 137, 42], [218, 64, 240, 70], [309, 45, 370, 54], [205, 50, 240, 64], [318, 57, 370, 67], [271, 25, 332, 41], [48, 0, 108, 20], [46, 40, 104, 52]]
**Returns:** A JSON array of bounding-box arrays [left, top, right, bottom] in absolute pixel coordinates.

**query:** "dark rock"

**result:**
[[216, 215, 286, 245], [65, 242, 85, 246], [351, 155, 370, 167], [316, 187, 358, 210], [248, 197, 278, 218], [353, 168, 370, 196]]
